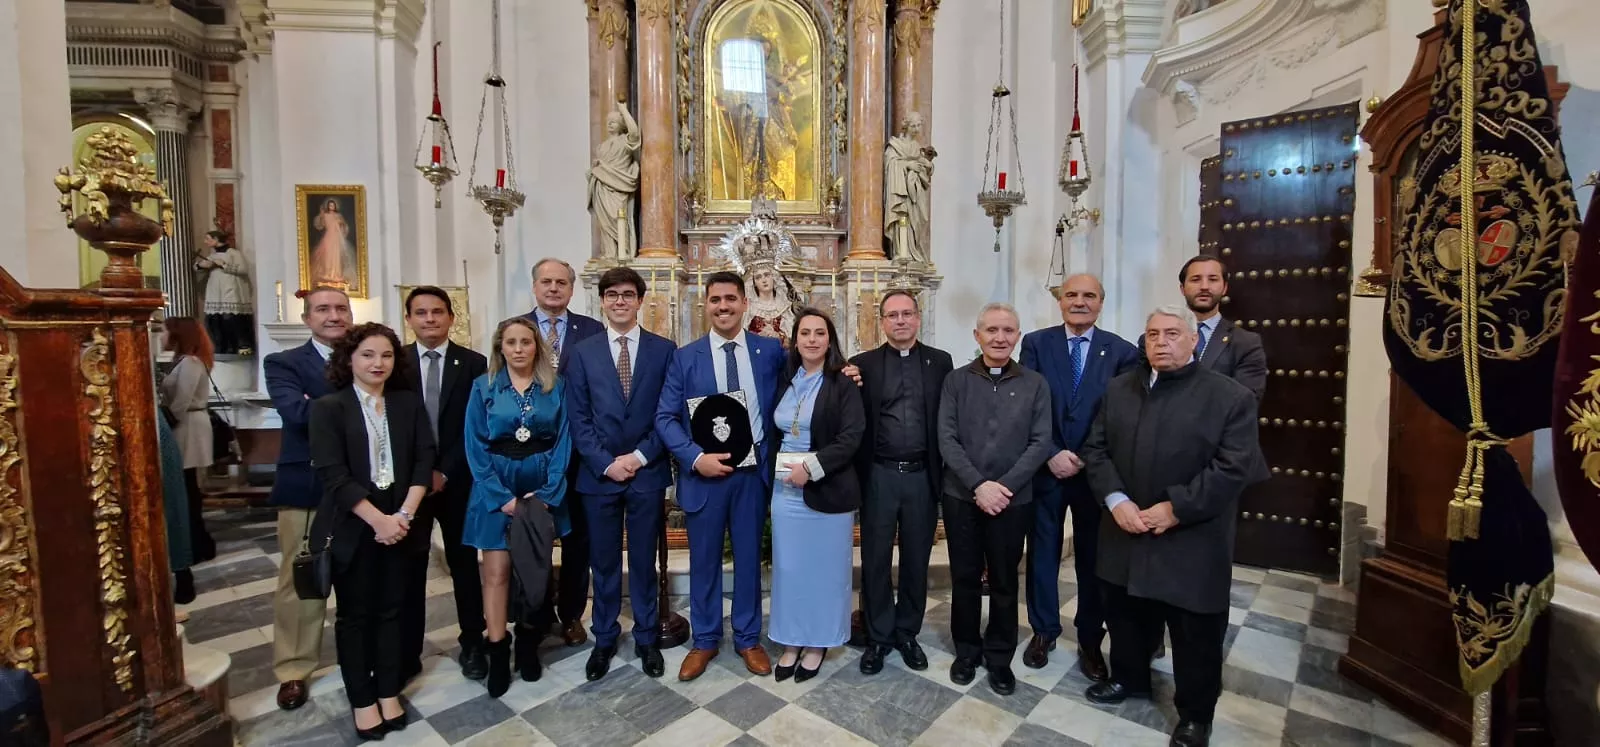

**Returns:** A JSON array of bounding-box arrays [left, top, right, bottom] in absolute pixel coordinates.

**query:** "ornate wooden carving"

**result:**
[[0, 339, 41, 676]]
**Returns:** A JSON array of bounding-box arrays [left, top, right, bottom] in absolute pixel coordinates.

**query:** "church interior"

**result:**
[[3, 0, 1600, 744]]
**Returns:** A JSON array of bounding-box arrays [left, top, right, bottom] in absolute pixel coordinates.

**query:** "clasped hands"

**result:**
[[1047, 450, 1083, 479], [604, 453, 645, 482], [1111, 500, 1179, 536], [373, 512, 410, 545], [974, 481, 1012, 516]]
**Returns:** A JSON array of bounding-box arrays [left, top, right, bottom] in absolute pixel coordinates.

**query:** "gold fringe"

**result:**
[[1458, 574, 1555, 696]]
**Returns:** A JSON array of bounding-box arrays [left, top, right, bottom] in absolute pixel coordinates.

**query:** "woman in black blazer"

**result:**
[[308, 323, 435, 740], [767, 308, 865, 682]]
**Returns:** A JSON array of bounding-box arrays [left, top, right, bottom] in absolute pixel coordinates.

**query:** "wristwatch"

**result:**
[[396, 508, 415, 521]]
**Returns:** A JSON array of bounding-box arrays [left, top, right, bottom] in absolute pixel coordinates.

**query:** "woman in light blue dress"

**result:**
[[768, 309, 865, 682], [463, 317, 571, 697]]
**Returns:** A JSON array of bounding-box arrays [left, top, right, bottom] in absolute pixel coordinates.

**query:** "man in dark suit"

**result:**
[[1019, 274, 1139, 678], [1179, 255, 1266, 400], [263, 287, 350, 711], [656, 271, 782, 682], [850, 290, 953, 676], [1081, 304, 1267, 747], [565, 267, 675, 682], [523, 258, 605, 649], [401, 286, 489, 681]]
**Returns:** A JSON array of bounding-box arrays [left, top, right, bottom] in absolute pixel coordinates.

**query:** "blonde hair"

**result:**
[[487, 317, 558, 393]]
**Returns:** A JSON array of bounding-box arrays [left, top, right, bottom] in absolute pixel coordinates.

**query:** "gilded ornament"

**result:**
[[81, 329, 136, 693], [1449, 579, 1553, 694], [0, 347, 39, 674], [832, 0, 850, 158], [638, 0, 671, 23], [598, 5, 629, 49], [892, 11, 920, 57], [853, 0, 884, 31], [676, 0, 693, 160]]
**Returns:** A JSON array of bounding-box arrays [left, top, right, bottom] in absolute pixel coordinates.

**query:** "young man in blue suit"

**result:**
[[1019, 274, 1139, 679], [656, 271, 782, 681], [262, 287, 351, 711], [565, 267, 676, 682], [523, 258, 606, 652]]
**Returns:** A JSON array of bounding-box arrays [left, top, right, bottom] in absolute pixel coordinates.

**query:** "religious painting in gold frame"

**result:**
[[396, 285, 473, 348], [701, 0, 824, 215], [295, 184, 369, 298]]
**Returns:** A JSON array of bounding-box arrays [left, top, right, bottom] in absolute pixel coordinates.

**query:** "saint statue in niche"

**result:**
[[884, 113, 935, 264], [195, 229, 255, 356], [745, 261, 799, 346], [309, 198, 357, 289], [587, 101, 641, 259]]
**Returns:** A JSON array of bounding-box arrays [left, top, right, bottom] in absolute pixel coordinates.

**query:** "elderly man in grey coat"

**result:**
[[1080, 304, 1267, 747], [937, 302, 1054, 696]]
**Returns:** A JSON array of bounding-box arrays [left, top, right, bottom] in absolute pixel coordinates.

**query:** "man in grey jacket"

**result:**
[[937, 302, 1053, 695]]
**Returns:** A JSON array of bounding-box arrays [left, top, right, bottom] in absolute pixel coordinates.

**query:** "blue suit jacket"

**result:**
[[565, 329, 676, 495], [264, 340, 333, 508], [525, 309, 605, 372], [655, 333, 784, 513], [1020, 324, 1139, 454]]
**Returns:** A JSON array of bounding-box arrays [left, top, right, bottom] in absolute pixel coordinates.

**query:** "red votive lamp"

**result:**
[[1070, 160, 1079, 177], [495, 169, 506, 188], [431, 145, 442, 165], [998, 172, 1007, 190]]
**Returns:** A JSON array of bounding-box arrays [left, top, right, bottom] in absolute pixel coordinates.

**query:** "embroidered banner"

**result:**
[[1382, 0, 1575, 694], [1553, 188, 1600, 573]]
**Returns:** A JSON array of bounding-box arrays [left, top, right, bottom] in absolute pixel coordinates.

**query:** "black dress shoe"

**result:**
[[1022, 635, 1055, 669], [895, 639, 928, 671], [859, 645, 888, 675], [381, 711, 408, 733], [352, 715, 386, 742], [460, 642, 488, 681], [794, 657, 823, 683], [586, 646, 615, 682], [636, 643, 665, 678], [949, 657, 978, 686], [1077, 644, 1110, 682], [1086, 681, 1149, 705], [1170, 720, 1212, 746], [987, 665, 1016, 695], [514, 632, 543, 682]]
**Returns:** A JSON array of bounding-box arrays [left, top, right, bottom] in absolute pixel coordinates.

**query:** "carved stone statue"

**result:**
[[587, 101, 642, 259], [745, 260, 799, 346], [884, 113, 935, 263], [194, 229, 255, 355]]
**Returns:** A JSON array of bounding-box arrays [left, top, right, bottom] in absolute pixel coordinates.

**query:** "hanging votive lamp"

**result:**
[[1059, 63, 1099, 228], [466, 0, 525, 254], [414, 41, 460, 209], [976, 0, 1025, 253]]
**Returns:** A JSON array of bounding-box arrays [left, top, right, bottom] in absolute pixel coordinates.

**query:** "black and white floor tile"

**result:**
[[181, 508, 1453, 746]]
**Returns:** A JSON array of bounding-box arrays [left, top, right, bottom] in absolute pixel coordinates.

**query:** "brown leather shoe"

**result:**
[[1022, 635, 1055, 669], [738, 645, 773, 676], [678, 647, 719, 681], [562, 620, 588, 647], [276, 680, 308, 711]]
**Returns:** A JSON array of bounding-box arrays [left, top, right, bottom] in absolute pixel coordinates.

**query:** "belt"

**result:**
[[874, 457, 925, 473]]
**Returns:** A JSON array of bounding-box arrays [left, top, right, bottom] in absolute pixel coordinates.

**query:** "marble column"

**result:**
[[636, 0, 677, 259], [589, 0, 631, 258], [890, 0, 922, 129], [135, 87, 200, 317], [847, 0, 888, 261], [918, 0, 938, 138]]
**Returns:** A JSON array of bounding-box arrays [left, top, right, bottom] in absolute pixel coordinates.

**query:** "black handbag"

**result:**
[[291, 514, 334, 600], [205, 372, 242, 464]]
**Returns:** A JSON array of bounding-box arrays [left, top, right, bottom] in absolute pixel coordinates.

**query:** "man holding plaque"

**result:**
[[656, 271, 784, 681]]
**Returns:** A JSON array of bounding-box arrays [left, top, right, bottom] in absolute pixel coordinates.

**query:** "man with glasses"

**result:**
[[563, 268, 676, 681], [849, 290, 953, 675]]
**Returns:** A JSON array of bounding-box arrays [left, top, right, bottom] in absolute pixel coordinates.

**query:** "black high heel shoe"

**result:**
[[774, 656, 798, 682], [794, 654, 823, 683], [380, 710, 407, 732], [352, 714, 386, 742]]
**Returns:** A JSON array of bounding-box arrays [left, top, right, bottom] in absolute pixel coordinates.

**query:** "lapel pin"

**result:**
[[1099, 349, 1105, 356], [1222, 336, 1230, 344], [453, 359, 460, 366]]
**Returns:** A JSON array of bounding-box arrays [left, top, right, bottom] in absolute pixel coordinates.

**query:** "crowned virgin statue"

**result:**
[[713, 207, 801, 347], [745, 259, 799, 346]]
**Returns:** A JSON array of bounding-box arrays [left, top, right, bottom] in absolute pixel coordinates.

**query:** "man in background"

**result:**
[[1178, 255, 1266, 399]]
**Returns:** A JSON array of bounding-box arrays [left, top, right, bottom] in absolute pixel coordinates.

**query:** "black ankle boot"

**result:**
[[514, 630, 543, 682], [173, 569, 196, 604], [485, 637, 512, 698]]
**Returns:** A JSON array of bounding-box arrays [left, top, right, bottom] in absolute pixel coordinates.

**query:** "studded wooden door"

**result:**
[[1199, 155, 1222, 253], [1215, 103, 1359, 576]]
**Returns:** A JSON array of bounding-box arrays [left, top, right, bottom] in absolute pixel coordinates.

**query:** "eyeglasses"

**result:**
[[883, 311, 919, 321], [603, 291, 640, 302]]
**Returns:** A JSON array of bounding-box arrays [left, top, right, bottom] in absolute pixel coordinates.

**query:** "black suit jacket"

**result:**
[[1199, 317, 1266, 401], [769, 369, 866, 514], [406, 341, 489, 485], [308, 388, 437, 563], [849, 342, 954, 497]]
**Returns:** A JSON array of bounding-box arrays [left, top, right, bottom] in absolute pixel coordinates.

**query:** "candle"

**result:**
[[998, 172, 1007, 190], [1070, 160, 1079, 177], [1072, 112, 1081, 132], [431, 145, 442, 164], [495, 169, 506, 188]]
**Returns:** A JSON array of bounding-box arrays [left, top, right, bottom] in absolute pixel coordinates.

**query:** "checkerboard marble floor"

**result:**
[[182, 508, 1453, 746]]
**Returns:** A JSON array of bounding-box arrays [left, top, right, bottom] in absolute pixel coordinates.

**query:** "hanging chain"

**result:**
[[979, 0, 1006, 191]]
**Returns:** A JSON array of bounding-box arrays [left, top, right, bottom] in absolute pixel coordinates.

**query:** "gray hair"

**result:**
[[532, 258, 577, 283], [975, 302, 1020, 329], [1146, 304, 1198, 330]]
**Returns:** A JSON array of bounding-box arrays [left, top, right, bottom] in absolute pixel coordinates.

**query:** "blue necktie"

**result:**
[[723, 341, 741, 393], [1195, 323, 1209, 361], [1069, 337, 1086, 399]]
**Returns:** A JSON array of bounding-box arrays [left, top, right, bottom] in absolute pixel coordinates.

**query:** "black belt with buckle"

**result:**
[[875, 457, 925, 473]]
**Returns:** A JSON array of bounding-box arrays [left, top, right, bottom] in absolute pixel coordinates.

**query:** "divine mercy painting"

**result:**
[[296, 184, 369, 298]]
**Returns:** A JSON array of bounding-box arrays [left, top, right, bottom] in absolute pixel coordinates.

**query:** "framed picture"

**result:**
[[396, 284, 474, 349], [296, 184, 369, 298]]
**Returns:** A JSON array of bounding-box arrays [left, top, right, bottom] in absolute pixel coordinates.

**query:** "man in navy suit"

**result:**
[[263, 287, 351, 711], [524, 258, 606, 650], [656, 271, 782, 681], [1019, 274, 1139, 679], [402, 287, 490, 681], [566, 267, 676, 682]]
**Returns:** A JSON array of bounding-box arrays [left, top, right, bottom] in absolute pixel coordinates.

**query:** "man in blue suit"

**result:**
[[524, 258, 606, 651], [263, 287, 351, 711], [656, 271, 782, 681], [565, 267, 676, 682], [1019, 274, 1139, 679]]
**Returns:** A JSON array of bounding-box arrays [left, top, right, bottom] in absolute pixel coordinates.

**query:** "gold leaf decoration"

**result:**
[[0, 344, 39, 674], [81, 329, 136, 693]]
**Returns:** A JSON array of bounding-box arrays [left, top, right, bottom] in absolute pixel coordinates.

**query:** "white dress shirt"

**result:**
[[608, 324, 649, 467], [709, 328, 763, 446], [355, 388, 394, 488], [312, 338, 333, 361]]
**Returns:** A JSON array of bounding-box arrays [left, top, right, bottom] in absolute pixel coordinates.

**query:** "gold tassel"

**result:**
[[1463, 445, 1486, 539], [1449, 478, 1470, 541]]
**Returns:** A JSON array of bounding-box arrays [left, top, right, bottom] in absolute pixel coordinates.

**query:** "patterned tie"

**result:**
[[545, 317, 562, 357], [1069, 337, 1085, 399], [423, 350, 442, 438], [616, 336, 633, 400], [1195, 323, 1210, 361], [723, 340, 741, 393]]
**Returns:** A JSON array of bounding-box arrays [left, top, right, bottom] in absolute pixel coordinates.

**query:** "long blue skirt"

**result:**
[[768, 480, 853, 648]]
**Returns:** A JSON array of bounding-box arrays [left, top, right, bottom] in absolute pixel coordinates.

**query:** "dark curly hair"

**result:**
[[326, 322, 414, 392]]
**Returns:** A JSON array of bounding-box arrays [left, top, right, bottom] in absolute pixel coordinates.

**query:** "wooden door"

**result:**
[[1215, 104, 1360, 576], [1199, 155, 1223, 254]]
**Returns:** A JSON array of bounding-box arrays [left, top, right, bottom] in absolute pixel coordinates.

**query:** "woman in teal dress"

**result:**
[[463, 316, 571, 698]]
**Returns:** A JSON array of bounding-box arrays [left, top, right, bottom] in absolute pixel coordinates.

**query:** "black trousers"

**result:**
[[403, 486, 486, 666], [944, 495, 1032, 668], [1103, 582, 1228, 724], [183, 468, 216, 563], [861, 465, 939, 647], [551, 489, 591, 625], [333, 536, 412, 709]]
